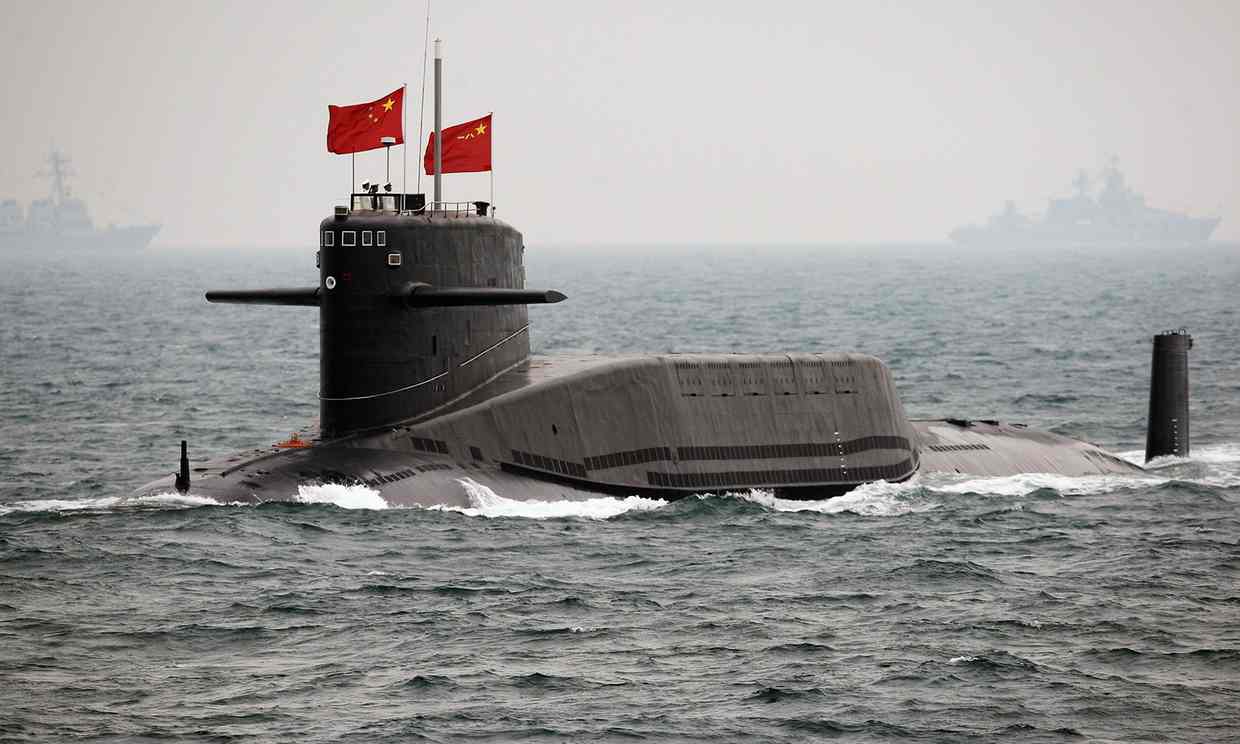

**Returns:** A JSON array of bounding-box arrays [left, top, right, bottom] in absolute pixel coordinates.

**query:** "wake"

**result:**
[[3, 444, 1235, 517]]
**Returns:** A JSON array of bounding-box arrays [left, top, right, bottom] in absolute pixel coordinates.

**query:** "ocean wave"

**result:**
[[944, 650, 1040, 671], [746, 685, 827, 703], [434, 477, 667, 519], [0, 491, 220, 515], [294, 483, 389, 510], [1122, 441, 1240, 467], [735, 480, 934, 516], [1119, 442, 1240, 488], [13, 439, 1231, 518], [402, 446, 1237, 516], [433, 478, 934, 520], [890, 558, 1002, 584], [0, 484, 390, 515], [924, 471, 1164, 498]]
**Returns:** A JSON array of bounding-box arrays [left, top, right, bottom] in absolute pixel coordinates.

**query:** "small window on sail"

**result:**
[[341, 231, 356, 247], [322, 231, 334, 247], [362, 230, 373, 247]]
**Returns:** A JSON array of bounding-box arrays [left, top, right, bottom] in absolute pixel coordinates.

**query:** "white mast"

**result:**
[[433, 38, 443, 205]]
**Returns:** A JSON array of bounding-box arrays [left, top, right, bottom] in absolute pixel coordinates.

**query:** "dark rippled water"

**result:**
[[2, 243, 1239, 742]]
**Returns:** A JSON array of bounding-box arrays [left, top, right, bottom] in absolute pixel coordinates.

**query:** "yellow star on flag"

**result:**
[[475, 122, 487, 135], [383, 98, 395, 112]]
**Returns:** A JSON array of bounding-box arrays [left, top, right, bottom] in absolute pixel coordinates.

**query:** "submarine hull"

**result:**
[[133, 352, 1143, 506], [134, 203, 1150, 507]]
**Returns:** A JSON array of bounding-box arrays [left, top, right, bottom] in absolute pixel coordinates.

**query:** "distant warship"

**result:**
[[1, 150, 160, 252], [950, 161, 1219, 246], [133, 48, 1194, 508]]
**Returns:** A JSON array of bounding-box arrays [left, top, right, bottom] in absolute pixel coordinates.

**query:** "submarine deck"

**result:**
[[138, 353, 1146, 506], [911, 419, 1143, 477]]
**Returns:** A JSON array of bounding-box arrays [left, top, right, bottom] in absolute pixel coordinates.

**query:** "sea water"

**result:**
[[1, 243, 1238, 742]]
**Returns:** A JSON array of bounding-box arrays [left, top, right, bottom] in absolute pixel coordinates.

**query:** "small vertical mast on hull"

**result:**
[[1145, 329, 1192, 462], [433, 38, 443, 204]]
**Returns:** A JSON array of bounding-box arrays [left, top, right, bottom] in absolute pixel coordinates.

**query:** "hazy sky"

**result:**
[[4, 0, 1237, 246]]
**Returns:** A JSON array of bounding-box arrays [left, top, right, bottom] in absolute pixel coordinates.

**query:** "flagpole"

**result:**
[[434, 38, 443, 206], [351, 153, 355, 200], [490, 112, 494, 217], [401, 83, 407, 212]]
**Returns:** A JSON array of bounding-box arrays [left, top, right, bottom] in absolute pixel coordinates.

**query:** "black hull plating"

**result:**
[[134, 205, 1161, 507], [135, 354, 1144, 507], [318, 214, 531, 437]]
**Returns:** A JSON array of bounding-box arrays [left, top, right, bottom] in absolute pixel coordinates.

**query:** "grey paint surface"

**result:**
[[132, 207, 1149, 505], [134, 352, 1143, 507]]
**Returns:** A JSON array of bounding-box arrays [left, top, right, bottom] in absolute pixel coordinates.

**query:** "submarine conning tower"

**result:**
[[206, 198, 565, 439], [320, 203, 533, 437]]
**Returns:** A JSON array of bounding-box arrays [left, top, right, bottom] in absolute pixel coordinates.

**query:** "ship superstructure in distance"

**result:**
[[1, 149, 160, 252], [950, 161, 1220, 247]]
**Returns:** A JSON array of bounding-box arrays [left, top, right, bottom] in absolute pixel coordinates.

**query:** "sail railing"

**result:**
[[347, 194, 491, 217], [412, 201, 492, 217]]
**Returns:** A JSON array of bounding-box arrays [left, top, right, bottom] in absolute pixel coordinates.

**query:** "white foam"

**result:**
[[1195, 471, 1240, 489], [734, 479, 934, 516], [435, 477, 667, 520], [294, 483, 389, 510], [926, 471, 1162, 498], [1120, 442, 1240, 467], [1190, 443, 1240, 465], [948, 655, 978, 664], [0, 492, 220, 515], [1118, 443, 1240, 488]]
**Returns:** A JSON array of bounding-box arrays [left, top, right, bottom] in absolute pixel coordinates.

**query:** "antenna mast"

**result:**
[[434, 38, 443, 205], [47, 149, 71, 205]]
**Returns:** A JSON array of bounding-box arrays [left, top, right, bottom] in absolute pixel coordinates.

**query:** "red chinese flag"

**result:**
[[423, 114, 492, 174], [326, 87, 404, 154]]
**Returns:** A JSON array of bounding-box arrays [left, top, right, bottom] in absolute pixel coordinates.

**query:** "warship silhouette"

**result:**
[[950, 161, 1219, 247], [1, 150, 160, 252], [133, 49, 1193, 508]]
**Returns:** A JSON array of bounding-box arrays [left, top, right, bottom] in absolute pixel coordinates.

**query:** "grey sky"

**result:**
[[4, 0, 1237, 246]]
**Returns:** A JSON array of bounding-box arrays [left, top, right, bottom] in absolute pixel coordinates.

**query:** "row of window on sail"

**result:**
[[322, 230, 386, 248]]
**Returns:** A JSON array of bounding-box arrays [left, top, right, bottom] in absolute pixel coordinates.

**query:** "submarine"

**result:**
[[133, 49, 1194, 509]]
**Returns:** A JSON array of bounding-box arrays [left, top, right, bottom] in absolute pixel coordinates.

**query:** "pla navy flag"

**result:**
[[424, 113, 492, 174], [326, 87, 405, 154]]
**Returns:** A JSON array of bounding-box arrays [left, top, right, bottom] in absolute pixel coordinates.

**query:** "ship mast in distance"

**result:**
[[41, 149, 73, 205]]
